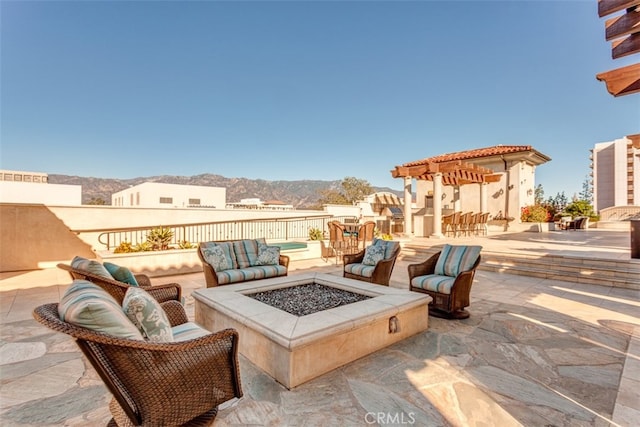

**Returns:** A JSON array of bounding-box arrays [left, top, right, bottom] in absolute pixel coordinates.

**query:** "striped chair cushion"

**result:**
[[411, 274, 456, 295], [434, 244, 482, 277], [216, 265, 287, 285], [103, 262, 139, 286], [172, 322, 211, 342], [58, 280, 143, 340], [71, 256, 114, 280], [232, 239, 266, 268], [343, 263, 375, 278]]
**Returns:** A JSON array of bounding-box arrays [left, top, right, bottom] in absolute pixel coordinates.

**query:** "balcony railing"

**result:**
[[85, 214, 355, 250]]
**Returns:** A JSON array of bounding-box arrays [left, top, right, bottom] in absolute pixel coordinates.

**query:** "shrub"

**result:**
[[178, 240, 195, 249], [114, 241, 134, 253], [521, 204, 550, 223], [308, 227, 323, 241], [146, 226, 174, 251]]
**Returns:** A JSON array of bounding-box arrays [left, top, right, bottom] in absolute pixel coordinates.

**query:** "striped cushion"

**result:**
[[343, 263, 375, 278], [122, 287, 173, 342], [216, 265, 287, 285], [434, 245, 482, 277], [372, 238, 400, 260], [71, 256, 114, 280], [232, 238, 266, 268], [411, 274, 456, 294], [172, 322, 211, 342], [58, 280, 143, 340], [103, 262, 139, 286]]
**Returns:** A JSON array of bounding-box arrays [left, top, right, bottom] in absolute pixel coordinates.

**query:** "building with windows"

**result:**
[[0, 170, 81, 205], [591, 135, 640, 213], [225, 198, 294, 211], [111, 182, 225, 208]]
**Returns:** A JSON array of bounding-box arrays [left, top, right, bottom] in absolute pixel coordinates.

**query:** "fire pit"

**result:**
[[193, 273, 431, 389]]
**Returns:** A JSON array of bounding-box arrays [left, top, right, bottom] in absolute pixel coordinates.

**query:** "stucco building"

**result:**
[[392, 145, 551, 238], [111, 182, 226, 208], [591, 134, 640, 213], [0, 170, 82, 205]]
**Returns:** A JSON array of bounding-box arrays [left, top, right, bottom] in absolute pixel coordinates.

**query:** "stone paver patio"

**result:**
[[1, 230, 638, 426]]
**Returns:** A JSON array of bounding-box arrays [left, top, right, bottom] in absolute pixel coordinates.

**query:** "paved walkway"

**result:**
[[1, 229, 638, 426]]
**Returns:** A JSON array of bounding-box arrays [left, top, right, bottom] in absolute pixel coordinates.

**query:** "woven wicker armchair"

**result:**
[[33, 302, 242, 426], [343, 241, 401, 286], [408, 245, 482, 319], [58, 263, 182, 305]]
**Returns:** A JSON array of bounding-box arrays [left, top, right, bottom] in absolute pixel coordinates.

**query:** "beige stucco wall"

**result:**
[[0, 203, 328, 272], [0, 204, 95, 271]]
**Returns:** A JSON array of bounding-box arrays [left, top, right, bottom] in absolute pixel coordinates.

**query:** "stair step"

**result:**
[[400, 244, 640, 290]]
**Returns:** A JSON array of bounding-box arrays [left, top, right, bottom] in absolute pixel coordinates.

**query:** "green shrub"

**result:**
[[178, 240, 195, 249], [146, 226, 174, 251], [308, 227, 323, 241]]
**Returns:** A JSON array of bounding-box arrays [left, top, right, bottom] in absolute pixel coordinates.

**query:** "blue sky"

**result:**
[[1, 0, 638, 199]]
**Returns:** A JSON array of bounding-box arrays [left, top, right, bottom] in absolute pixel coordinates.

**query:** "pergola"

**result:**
[[595, 0, 640, 97], [391, 159, 503, 237]]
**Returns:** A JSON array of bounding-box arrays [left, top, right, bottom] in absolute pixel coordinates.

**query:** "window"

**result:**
[[160, 197, 173, 204], [188, 198, 201, 205]]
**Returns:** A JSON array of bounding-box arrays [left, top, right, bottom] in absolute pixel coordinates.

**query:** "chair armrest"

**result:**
[[144, 283, 182, 304], [344, 250, 365, 265], [407, 252, 440, 279], [160, 300, 189, 326], [370, 254, 399, 286], [279, 255, 290, 269], [134, 274, 152, 287]]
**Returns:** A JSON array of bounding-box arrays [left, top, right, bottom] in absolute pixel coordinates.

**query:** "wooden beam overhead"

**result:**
[[605, 8, 640, 40], [612, 33, 640, 58], [596, 62, 640, 96], [598, 0, 640, 18]]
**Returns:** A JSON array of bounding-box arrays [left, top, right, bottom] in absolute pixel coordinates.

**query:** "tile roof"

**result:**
[[404, 145, 536, 166]]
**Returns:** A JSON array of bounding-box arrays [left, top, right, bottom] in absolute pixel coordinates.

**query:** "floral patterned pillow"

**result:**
[[201, 244, 232, 271], [255, 243, 280, 266], [123, 287, 173, 342], [362, 244, 386, 266]]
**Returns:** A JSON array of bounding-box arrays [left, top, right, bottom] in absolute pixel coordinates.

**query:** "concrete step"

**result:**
[[400, 244, 640, 290]]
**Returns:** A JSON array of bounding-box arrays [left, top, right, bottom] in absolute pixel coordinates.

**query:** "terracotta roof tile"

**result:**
[[404, 145, 534, 166]]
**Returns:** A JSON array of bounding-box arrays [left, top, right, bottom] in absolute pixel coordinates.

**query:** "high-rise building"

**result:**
[[590, 134, 640, 212]]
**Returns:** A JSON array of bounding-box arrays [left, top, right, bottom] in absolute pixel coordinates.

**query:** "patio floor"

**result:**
[[1, 229, 638, 426]]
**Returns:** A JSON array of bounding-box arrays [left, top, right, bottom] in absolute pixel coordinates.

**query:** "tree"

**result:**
[[534, 184, 544, 205], [578, 175, 592, 202], [86, 197, 107, 205], [565, 200, 594, 218], [316, 177, 373, 206]]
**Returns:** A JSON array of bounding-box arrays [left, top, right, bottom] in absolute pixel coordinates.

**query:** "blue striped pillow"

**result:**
[[434, 245, 482, 277], [58, 280, 143, 340], [233, 238, 266, 268], [71, 256, 114, 280]]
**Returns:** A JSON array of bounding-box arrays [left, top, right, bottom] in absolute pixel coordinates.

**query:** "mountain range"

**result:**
[[48, 173, 403, 208]]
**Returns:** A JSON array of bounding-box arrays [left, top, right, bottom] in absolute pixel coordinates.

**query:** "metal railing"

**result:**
[[86, 215, 356, 250], [599, 206, 640, 221]]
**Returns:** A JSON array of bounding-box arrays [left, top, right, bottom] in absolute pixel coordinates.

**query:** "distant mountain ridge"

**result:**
[[48, 173, 403, 208]]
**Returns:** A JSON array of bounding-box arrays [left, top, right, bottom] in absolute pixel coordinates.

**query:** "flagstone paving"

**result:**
[[1, 230, 638, 426]]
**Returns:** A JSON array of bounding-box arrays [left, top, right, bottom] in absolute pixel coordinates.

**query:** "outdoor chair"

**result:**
[[566, 216, 589, 230], [327, 221, 357, 264], [356, 221, 376, 250], [33, 298, 242, 427], [58, 262, 182, 305], [343, 238, 401, 286], [408, 244, 482, 319]]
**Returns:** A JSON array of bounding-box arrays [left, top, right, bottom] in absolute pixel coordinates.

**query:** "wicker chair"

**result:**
[[33, 302, 242, 426], [356, 221, 376, 250], [408, 245, 482, 319], [58, 263, 182, 305], [343, 240, 401, 286]]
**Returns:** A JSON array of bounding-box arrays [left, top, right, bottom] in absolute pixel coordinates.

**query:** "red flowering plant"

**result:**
[[520, 204, 551, 223]]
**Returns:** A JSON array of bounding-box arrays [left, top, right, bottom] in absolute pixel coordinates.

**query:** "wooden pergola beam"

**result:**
[[599, 0, 640, 18], [612, 32, 640, 58], [596, 62, 640, 96], [605, 7, 640, 40]]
